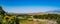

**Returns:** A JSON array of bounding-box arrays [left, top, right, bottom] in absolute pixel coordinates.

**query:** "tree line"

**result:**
[[33, 14, 60, 24]]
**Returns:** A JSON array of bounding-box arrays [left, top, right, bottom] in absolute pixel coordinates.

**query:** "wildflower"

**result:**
[[4, 16, 10, 21]]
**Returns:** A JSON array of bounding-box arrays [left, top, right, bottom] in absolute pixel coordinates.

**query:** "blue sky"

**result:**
[[0, 0, 60, 13]]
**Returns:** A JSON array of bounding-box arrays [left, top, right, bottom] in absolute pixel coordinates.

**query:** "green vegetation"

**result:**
[[33, 14, 60, 24], [0, 6, 60, 24]]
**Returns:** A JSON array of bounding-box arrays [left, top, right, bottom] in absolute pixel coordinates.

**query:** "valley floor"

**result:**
[[20, 19, 57, 24]]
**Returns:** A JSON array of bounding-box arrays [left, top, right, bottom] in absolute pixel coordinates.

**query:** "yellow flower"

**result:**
[[3, 20, 6, 23], [3, 16, 10, 23], [10, 16, 16, 22], [4, 16, 10, 20]]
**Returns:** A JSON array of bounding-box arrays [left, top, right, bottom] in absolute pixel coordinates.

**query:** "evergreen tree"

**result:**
[[0, 6, 6, 24], [0, 6, 6, 16]]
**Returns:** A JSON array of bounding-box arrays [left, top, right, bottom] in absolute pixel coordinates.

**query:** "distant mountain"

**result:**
[[28, 10, 60, 15], [7, 12, 48, 15], [46, 10, 60, 14], [7, 10, 60, 15], [27, 12, 48, 15]]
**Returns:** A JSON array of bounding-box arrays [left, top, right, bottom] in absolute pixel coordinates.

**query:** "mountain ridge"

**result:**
[[7, 10, 60, 15]]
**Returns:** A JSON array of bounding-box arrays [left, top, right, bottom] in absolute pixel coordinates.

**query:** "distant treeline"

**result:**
[[32, 14, 60, 24], [33, 14, 60, 20]]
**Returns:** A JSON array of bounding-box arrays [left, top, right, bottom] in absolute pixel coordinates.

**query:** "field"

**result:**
[[19, 19, 57, 24]]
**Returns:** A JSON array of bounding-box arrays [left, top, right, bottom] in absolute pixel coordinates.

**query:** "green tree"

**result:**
[[57, 15, 60, 24], [0, 6, 6, 17], [0, 6, 6, 24], [33, 15, 39, 19], [42, 14, 48, 19]]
